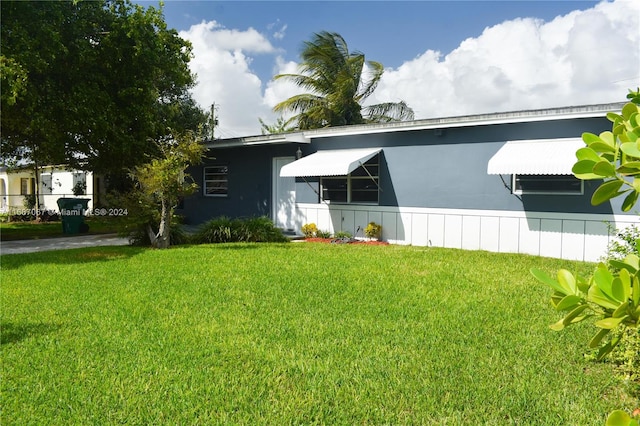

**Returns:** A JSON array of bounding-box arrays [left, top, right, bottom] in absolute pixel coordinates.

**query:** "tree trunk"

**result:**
[[155, 199, 171, 249], [33, 161, 42, 222]]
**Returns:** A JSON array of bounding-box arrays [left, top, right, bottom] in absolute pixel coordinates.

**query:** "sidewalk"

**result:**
[[0, 234, 130, 255]]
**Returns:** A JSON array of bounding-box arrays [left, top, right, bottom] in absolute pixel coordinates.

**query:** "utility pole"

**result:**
[[210, 103, 219, 140]]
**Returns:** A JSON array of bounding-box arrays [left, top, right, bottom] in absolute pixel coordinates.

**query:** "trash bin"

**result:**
[[57, 198, 90, 234]]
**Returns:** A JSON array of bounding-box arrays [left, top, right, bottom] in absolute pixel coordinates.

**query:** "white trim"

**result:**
[[290, 203, 639, 261], [204, 103, 624, 148]]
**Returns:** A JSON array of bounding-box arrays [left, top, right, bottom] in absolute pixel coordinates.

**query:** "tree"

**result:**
[[273, 31, 414, 130], [0, 0, 205, 182], [258, 116, 296, 135], [128, 132, 204, 249]]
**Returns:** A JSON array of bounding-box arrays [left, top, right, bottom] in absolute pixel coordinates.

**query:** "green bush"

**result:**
[[605, 223, 640, 262], [316, 229, 331, 238], [193, 216, 288, 244], [334, 230, 352, 239]]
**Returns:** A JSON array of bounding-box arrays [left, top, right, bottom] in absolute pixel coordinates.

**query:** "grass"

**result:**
[[1, 243, 637, 424], [0, 217, 120, 241]]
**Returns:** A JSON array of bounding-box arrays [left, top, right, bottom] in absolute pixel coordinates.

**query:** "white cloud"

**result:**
[[368, 0, 639, 118], [182, 0, 639, 138], [179, 21, 277, 137]]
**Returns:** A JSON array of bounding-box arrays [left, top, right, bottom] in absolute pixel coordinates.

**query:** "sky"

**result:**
[[138, 0, 640, 138]]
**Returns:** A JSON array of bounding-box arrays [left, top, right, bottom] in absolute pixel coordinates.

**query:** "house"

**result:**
[[0, 165, 103, 215], [180, 102, 639, 262]]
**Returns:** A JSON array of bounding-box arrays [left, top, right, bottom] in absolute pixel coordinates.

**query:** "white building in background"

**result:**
[[0, 165, 104, 214]]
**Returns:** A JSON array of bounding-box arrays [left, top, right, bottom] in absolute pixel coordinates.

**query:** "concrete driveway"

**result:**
[[1, 234, 130, 255]]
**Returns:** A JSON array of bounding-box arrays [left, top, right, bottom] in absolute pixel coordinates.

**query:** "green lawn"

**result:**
[[0, 217, 120, 241], [1, 243, 636, 424]]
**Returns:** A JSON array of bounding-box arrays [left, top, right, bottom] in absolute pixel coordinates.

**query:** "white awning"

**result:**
[[487, 138, 585, 175], [280, 148, 382, 177]]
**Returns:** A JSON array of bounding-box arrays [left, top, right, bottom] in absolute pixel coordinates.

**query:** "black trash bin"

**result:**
[[57, 198, 90, 234]]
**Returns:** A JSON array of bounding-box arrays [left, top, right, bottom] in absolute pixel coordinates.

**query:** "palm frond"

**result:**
[[364, 101, 415, 123], [357, 60, 384, 102]]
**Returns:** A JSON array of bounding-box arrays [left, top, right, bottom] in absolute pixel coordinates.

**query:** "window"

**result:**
[[20, 178, 29, 195], [321, 155, 379, 204], [513, 174, 583, 195], [204, 165, 228, 196]]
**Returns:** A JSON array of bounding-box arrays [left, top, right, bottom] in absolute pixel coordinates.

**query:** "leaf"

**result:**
[[595, 316, 626, 329], [549, 318, 565, 331], [633, 276, 640, 306], [592, 160, 617, 177], [588, 285, 620, 310], [572, 160, 601, 180], [591, 180, 624, 205], [622, 190, 640, 213], [562, 304, 589, 326], [555, 294, 582, 311], [606, 410, 633, 426], [593, 265, 616, 299], [587, 141, 617, 153], [615, 268, 632, 302], [575, 147, 602, 162], [620, 142, 640, 158], [582, 132, 601, 144], [622, 102, 639, 119], [589, 328, 610, 348], [612, 303, 629, 319], [531, 268, 569, 295], [606, 112, 623, 123], [557, 269, 578, 294], [600, 131, 616, 147]]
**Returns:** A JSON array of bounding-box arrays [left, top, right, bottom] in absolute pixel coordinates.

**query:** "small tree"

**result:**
[[533, 93, 640, 357], [129, 132, 204, 249]]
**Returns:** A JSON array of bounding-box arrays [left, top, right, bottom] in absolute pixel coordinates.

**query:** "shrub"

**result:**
[[234, 216, 288, 243], [604, 222, 640, 262], [334, 230, 352, 239], [364, 222, 382, 239], [316, 229, 331, 238], [301, 223, 318, 238], [192, 216, 234, 243], [193, 216, 288, 244]]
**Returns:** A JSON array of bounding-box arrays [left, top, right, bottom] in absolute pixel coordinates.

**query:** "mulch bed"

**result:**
[[304, 237, 389, 246]]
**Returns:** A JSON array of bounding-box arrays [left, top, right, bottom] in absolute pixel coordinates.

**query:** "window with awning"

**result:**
[[279, 148, 382, 204], [487, 138, 585, 195]]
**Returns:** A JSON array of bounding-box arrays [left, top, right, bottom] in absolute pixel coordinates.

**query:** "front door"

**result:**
[[272, 157, 296, 232]]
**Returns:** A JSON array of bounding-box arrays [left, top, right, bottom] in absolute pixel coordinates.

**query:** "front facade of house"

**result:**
[[181, 103, 639, 262], [0, 166, 101, 214]]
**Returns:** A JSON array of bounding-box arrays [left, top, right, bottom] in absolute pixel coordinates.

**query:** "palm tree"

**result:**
[[273, 31, 414, 130]]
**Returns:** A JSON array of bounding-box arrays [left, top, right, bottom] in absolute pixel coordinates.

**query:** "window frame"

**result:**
[[512, 174, 584, 195], [320, 155, 380, 204], [20, 178, 30, 195], [203, 165, 229, 197]]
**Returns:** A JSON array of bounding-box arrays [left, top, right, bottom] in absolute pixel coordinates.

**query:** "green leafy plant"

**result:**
[[572, 100, 640, 211], [364, 222, 382, 240], [606, 409, 639, 426], [301, 222, 318, 238], [192, 216, 288, 244], [533, 98, 640, 359], [605, 223, 640, 262], [316, 229, 332, 239], [531, 257, 640, 361], [334, 230, 352, 239]]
